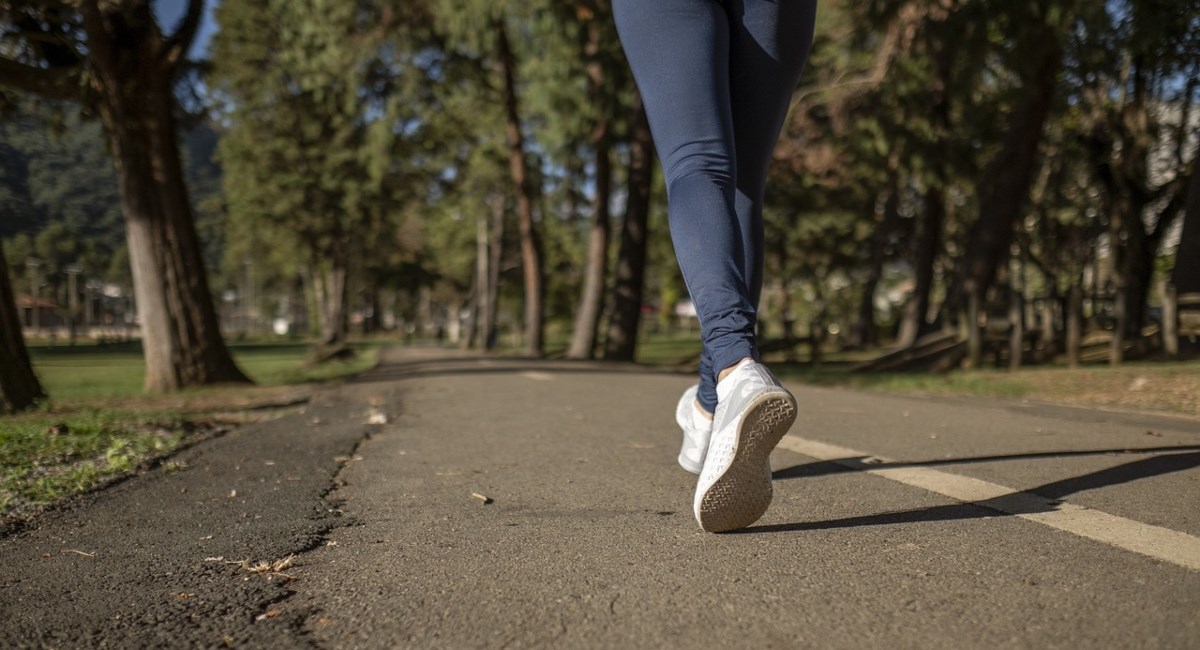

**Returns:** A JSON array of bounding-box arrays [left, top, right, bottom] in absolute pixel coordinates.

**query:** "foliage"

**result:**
[[3, 0, 1197, 365], [0, 104, 224, 301]]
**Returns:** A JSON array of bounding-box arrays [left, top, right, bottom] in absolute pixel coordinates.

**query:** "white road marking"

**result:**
[[777, 435, 1200, 572]]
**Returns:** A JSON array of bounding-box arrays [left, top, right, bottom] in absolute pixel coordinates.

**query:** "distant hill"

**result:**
[[0, 108, 224, 285]]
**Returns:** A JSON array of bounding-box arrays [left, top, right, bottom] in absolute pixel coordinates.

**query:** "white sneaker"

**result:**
[[675, 384, 712, 474], [693, 359, 797, 532]]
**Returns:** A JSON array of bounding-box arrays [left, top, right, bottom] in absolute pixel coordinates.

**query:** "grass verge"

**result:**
[[0, 410, 224, 520], [632, 335, 1200, 418], [767, 360, 1200, 417], [1, 340, 381, 524]]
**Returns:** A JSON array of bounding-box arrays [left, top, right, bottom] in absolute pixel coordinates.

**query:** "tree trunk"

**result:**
[[1067, 284, 1082, 368], [946, 30, 1061, 321], [1098, 59, 1187, 343], [1118, 223, 1157, 340], [87, 3, 248, 392], [1172, 161, 1200, 296], [311, 257, 348, 349], [363, 284, 382, 335], [898, 187, 944, 347], [567, 19, 613, 360], [1009, 288, 1024, 370], [495, 18, 544, 357], [1039, 289, 1058, 359], [966, 286, 982, 369], [855, 187, 898, 348], [1110, 286, 1126, 365], [467, 207, 490, 349], [565, 151, 611, 358], [1162, 280, 1178, 358], [482, 193, 505, 351], [603, 98, 654, 361], [0, 245, 46, 413]]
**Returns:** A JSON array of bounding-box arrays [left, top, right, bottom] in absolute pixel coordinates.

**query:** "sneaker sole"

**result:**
[[695, 391, 796, 533]]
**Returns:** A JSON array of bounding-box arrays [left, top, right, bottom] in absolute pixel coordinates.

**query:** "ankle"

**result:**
[[693, 399, 713, 420], [717, 357, 754, 383]]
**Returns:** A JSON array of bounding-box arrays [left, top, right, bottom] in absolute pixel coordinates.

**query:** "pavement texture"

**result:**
[[2, 346, 1199, 649]]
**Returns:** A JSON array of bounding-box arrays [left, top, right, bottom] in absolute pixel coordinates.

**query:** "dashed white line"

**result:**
[[777, 435, 1200, 572]]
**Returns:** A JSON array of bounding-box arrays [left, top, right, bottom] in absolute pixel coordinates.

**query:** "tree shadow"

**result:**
[[739, 450, 1200, 534], [771, 445, 1200, 480]]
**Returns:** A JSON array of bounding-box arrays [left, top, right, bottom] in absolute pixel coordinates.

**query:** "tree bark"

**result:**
[[0, 245, 46, 413], [1172, 161, 1200, 296], [482, 193, 505, 351], [1096, 59, 1188, 342], [565, 148, 610, 358], [311, 256, 348, 349], [1110, 286, 1126, 365], [1162, 280, 1178, 357], [1067, 284, 1082, 368], [82, 0, 248, 392], [467, 207, 490, 349], [567, 18, 612, 360], [945, 30, 1061, 322], [965, 286, 982, 369], [494, 18, 544, 357], [603, 98, 654, 361], [898, 187, 945, 347], [855, 186, 898, 348], [1008, 288, 1024, 370]]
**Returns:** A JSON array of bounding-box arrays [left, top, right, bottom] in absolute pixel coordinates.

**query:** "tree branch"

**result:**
[[77, 0, 115, 73], [790, 3, 925, 111], [1150, 161, 1193, 244], [161, 0, 205, 76], [0, 56, 82, 101]]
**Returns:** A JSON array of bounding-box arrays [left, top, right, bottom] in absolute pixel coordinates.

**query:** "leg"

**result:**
[[690, 0, 817, 532], [613, 0, 756, 415], [728, 0, 818, 309]]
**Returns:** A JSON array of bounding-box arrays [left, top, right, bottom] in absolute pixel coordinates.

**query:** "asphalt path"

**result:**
[[2, 347, 1198, 648]]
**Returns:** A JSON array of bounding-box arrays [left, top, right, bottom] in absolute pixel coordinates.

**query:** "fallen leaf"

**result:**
[[470, 492, 493, 505], [255, 609, 282, 621]]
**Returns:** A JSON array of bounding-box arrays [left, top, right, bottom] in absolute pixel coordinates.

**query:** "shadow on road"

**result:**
[[771, 445, 1200, 480], [746, 450, 1200, 534]]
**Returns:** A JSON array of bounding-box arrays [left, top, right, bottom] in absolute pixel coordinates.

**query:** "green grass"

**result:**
[[634, 332, 704, 366], [767, 358, 1199, 415], [28, 340, 379, 400], [771, 365, 1031, 399], [2, 339, 381, 520], [0, 408, 201, 515], [631, 334, 1199, 415]]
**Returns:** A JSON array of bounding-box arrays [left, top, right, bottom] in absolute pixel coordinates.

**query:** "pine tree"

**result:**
[[0, 0, 250, 392]]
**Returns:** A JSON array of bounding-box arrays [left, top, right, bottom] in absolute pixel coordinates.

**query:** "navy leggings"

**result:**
[[613, 0, 817, 412]]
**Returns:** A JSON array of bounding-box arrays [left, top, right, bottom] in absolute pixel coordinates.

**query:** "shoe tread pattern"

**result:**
[[696, 392, 796, 532]]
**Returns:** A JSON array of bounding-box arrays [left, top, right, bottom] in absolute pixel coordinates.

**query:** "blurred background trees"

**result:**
[[1, 0, 1197, 407]]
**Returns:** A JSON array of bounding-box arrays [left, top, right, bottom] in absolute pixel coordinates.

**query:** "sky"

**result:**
[[151, 0, 221, 58]]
